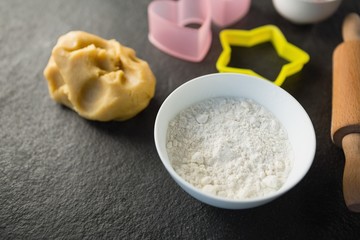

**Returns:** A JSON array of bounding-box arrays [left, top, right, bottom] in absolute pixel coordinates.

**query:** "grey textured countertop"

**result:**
[[1, 0, 360, 239]]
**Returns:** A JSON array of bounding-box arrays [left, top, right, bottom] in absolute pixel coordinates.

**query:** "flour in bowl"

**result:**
[[166, 97, 293, 200]]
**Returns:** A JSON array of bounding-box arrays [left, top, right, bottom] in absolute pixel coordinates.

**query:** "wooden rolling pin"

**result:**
[[332, 13, 360, 212]]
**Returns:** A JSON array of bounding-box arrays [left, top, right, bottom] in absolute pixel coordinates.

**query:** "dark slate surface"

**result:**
[[1, 0, 360, 239]]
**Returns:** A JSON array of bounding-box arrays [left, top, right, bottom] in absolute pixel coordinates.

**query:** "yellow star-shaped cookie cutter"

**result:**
[[216, 25, 310, 86]]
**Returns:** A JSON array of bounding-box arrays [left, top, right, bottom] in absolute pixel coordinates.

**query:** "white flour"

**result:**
[[166, 97, 293, 200]]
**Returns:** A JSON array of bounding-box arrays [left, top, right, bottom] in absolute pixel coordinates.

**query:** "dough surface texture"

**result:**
[[44, 31, 156, 121]]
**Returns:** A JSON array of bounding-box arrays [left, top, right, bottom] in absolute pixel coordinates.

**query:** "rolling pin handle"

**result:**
[[342, 13, 360, 42], [342, 133, 360, 212]]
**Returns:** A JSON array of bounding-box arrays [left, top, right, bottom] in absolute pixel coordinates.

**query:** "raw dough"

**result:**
[[44, 31, 156, 121]]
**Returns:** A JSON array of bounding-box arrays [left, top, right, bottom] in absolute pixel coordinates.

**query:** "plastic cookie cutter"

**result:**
[[148, 0, 251, 62], [148, 0, 212, 62], [216, 25, 310, 86], [210, 0, 251, 27]]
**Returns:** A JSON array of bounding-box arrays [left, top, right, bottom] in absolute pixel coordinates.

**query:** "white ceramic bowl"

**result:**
[[154, 73, 316, 209], [272, 0, 342, 24]]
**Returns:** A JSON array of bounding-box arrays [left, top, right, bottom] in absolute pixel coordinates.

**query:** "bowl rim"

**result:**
[[154, 73, 316, 206]]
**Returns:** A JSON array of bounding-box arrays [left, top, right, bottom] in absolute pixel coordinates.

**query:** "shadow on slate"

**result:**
[[83, 98, 161, 143]]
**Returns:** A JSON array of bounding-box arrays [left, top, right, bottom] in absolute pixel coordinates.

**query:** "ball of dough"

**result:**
[[43, 31, 156, 121]]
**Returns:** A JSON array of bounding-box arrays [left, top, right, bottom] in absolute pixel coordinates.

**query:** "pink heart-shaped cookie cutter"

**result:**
[[148, 0, 251, 62], [210, 0, 251, 27], [148, 0, 212, 62]]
